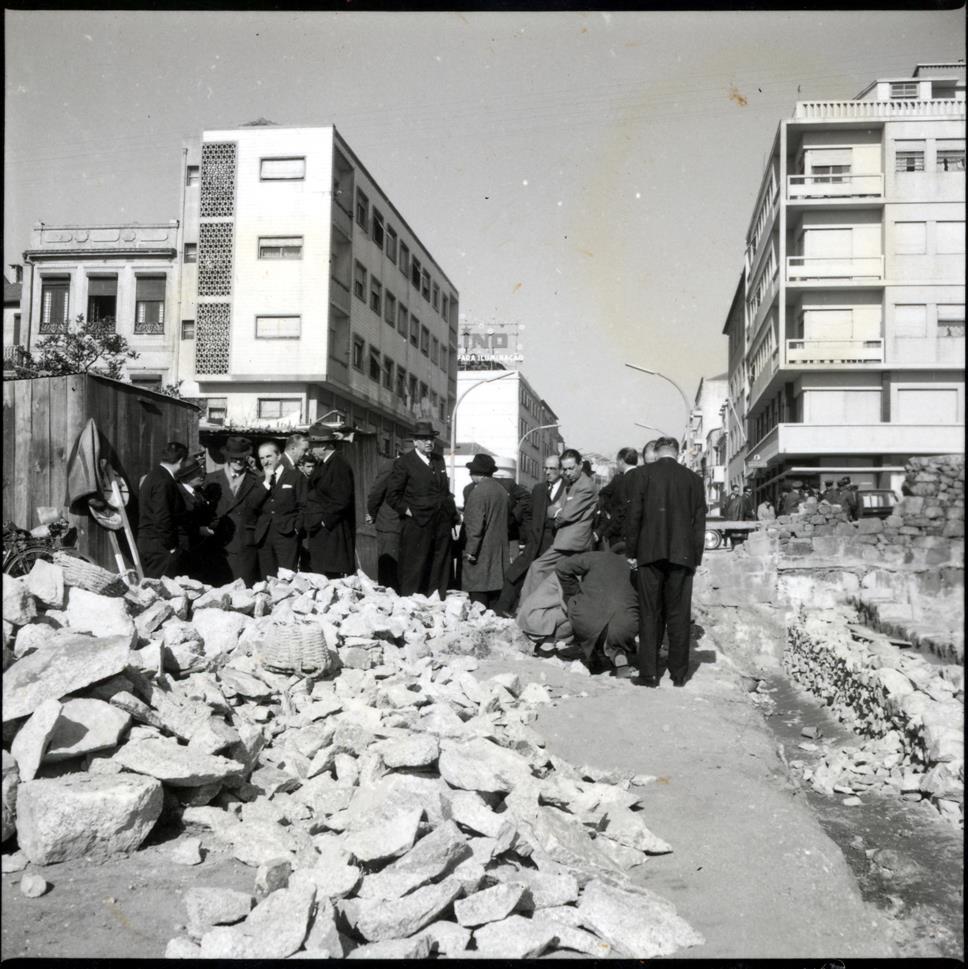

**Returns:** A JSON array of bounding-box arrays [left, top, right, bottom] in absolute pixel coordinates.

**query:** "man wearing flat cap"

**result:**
[[386, 420, 459, 598], [203, 436, 270, 586], [304, 429, 356, 578], [461, 454, 510, 610]]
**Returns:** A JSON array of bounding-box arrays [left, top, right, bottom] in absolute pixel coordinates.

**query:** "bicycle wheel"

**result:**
[[2, 547, 48, 577]]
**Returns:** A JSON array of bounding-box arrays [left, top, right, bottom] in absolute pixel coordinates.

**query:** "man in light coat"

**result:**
[[461, 453, 510, 610]]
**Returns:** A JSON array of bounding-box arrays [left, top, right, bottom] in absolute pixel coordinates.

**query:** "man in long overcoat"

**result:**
[[203, 436, 270, 586], [304, 431, 356, 578], [137, 441, 189, 579], [365, 459, 401, 592], [385, 421, 458, 599], [461, 454, 510, 609], [255, 433, 309, 579], [625, 437, 706, 688]]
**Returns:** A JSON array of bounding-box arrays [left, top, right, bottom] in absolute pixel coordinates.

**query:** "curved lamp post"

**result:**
[[634, 421, 667, 438], [624, 363, 692, 428], [515, 422, 561, 484], [449, 369, 516, 486]]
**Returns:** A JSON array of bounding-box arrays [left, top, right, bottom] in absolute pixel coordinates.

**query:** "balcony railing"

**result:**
[[786, 338, 884, 365], [329, 277, 351, 314], [787, 173, 884, 200], [793, 98, 965, 121], [787, 254, 884, 282], [331, 202, 353, 242]]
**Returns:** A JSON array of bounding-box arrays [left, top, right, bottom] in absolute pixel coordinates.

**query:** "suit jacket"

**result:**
[[625, 458, 707, 569], [304, 452, 356, 574], [552, 472, 598, 552], [204, 468, 270, 554], [385, 449, 454, 526], [138, 466, 184, 550], [557, 550, 639, 649], [599, 470, 634, 546], [462, 476, 510, 592], [367, 467, 402, 542], [497, 478, 533, 542], [255, 453, 307, 543]]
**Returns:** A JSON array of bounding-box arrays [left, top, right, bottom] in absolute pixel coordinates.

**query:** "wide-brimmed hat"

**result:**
[[466, 453, 497, 475], [311, 429, 344, 445], [176, 459, 205, 482], [837, 476, 851, 486], [411, 420, 439, 439], [223, 436, 252, 458]]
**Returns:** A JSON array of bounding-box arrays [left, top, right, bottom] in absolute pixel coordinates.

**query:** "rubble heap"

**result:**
[[1, 559, 705, 958], [785, 606, 964, 827]]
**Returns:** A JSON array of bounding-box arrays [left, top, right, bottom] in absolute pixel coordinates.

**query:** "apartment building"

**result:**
[[15, 223, 180, 389], [731, 61, 965, 498], [178, 124, 458, 455], [681, 373, 728, 506]]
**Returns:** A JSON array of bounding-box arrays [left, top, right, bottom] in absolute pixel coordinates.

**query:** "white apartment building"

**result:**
[[682, 373, 728, 505], [454, 367, 563, 490], [178, 124, 458, 455], [732, 61, 965, 498]]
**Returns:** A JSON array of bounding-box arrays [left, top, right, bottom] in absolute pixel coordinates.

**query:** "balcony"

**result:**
[[787, 173, 884, 200], [331, 202, 353, 242], [748, 348, 779, 404], [786, 255, 884, 283], [329, 278, 351, 314], [793, 98, 965, 122], [786, 338, 884, 365]]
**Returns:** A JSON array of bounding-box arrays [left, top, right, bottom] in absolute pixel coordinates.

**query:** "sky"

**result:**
[[5, 9, 965, 456]]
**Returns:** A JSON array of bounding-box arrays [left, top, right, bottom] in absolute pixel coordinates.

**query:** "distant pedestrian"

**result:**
[[779, 484, 802, 516], [461, 454, 510, 610], [820, 480, 838, 504], [740, 487, 756, 521], [840, 478, 861, 521], [723, 487, 742, 520], [625, 436, 706, 688], [365, 460, 401, 592], [304, 430, 356, 579], [137, 441, 189, 579], [756, 499, 776, 521]]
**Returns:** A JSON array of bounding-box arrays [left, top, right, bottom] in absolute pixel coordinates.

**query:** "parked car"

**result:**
[[703, 515, 759, 550], [858, 489, 898, 519]]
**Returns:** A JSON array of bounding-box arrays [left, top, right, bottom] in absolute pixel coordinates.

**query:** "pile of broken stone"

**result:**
[[785, 607, 964, 827], [2, 558, 705, 959]]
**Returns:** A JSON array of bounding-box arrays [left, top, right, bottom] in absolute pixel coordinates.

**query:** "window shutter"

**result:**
[[136, 276, 166, 300], [87, 276, 117, 296]]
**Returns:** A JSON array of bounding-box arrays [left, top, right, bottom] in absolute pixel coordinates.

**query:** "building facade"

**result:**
[[735, 61, 965, 498], [681, 373, 728, 506], [3, 267, 23, 375]]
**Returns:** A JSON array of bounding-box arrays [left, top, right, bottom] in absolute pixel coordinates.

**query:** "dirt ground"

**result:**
[[1, 625, 956, 960]]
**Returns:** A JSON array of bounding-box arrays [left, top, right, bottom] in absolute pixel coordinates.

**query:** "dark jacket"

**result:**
[[496, 478, 533, 543], [385, 449, 455, 526], [204, 467, 270, 554], [599, 469, 633, 547], [625, 458, 707, 569], [367, 467, 402, 545], [255, 453, 307, 543], [506, 477, 564, 584], [304, 452, 356, 574], [557, 550, 639, 653], [462, 476, 510, 593], [137, 467, 185, 551]]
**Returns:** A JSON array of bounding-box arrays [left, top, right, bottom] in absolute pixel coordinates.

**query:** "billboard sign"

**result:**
[[457, 323, 525, 365]]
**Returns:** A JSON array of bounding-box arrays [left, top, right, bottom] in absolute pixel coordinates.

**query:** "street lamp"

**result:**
[[624, 363, 693, 428], [449, 369, 516, 486], [634, 421, 667, 437], [515, 422, 561, 484]]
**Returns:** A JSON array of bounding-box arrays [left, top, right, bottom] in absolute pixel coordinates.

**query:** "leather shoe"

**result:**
[[672, 678, 686, 688], [633, 675, 660, 688]]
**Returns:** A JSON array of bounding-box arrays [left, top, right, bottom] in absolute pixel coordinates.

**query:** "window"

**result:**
[[181, 319, 195, 340], [431, 336, 439, 365], [421, 270, 431, 301], [419, 381, 428, 407], [353, 261, 367, 301], [372, 209, 385, 248], [258, 236, 303, 259], [442, 294, 449, 321], [410, 313, 420, 348], [370, 278, 382, 315], [258, 398, 302, 420], [895, 304, 927, 338], [896, 388, 959, 423], [356, 189, 369, 230], [256, 315, 301, 339], [352, 335, 365, 371], [439, 398, 446, 422], [895, 141, 925, 172], [937, 221, 965, 254], [420, 325, 430, 356], [384, 291, 397, 326], [183, 243, 198, 263], [411, 256, 421, 289], [382, 354, 394, 390], [396, 365, 407, 399], [397, 302, 409, 337], [432, 283, 440, 311], [130, 373, 163, 392], [260, 157, 306, 180], [938, 304, 965, 336], [206, 397, 227, 424], [134, 276, 166, 334], [86, 276, 117, 324], [890, 81, 918, 99], [386, 226, 398, 263], [895, 222, 926, 254], [368, 346, 381, 382], [186, 165, 200, 187], [40, 277, 69, 333], [937, 146, 966, 172], [399, 243, 410, 278], [408, 374, 418, 406]]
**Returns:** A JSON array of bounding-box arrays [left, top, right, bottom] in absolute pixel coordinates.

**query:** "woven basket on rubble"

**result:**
[[52, 551, 128, 596], [258, 622, 333, 675]]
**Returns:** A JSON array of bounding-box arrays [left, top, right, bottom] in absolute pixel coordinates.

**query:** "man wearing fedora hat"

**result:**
[[174, 458, 216, 582], [304, 429, 356, 578], [386, 420, 458, 598], [461, 453, 510, 609], [203, 436, 270, 586], [137, 441, 190, 578]]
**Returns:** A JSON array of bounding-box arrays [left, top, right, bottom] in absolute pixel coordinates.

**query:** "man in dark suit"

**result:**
[[365, 460, 401, 591], [203, 436, 270, 586], [304, 430, 356, 578], [137, 441, 189, 579], [598, 447, 639, 552], [494, 453, 563, 616], [255, 433, 309, 579], [385, 421, 458, 599], [625, 436, 707, 688]]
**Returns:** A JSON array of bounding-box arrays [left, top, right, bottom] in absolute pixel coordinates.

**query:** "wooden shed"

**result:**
[[3, 374, 200, 572]]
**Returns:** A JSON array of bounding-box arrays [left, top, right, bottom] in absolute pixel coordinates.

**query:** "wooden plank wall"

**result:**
[[2, 375, 200, 571]]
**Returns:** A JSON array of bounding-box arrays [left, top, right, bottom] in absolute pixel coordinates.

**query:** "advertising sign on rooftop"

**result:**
[[457, 322, 525, 366]]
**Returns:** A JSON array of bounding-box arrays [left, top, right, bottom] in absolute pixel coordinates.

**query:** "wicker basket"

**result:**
[[52, 551, 128, 596], [258, 622, 333, 675]]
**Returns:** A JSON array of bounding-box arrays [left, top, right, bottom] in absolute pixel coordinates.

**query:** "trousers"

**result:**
[[635, 560, 694, 681]]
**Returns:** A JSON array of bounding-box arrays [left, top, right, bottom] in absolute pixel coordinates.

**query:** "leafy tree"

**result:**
[[14, 315, 139, 380], [159, 379, 184, 400]]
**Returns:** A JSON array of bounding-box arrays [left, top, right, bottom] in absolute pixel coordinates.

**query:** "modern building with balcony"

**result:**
[[736, 61, 965, 497], [682, 373, 728, 506], [178, 123, 458, 455]]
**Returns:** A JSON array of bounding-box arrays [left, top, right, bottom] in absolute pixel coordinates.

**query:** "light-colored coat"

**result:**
[[461, 476, 509, 593], [551, 472, 598, 552]]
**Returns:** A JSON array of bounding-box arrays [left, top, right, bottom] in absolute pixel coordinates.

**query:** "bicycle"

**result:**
[[2, 518, 92, 578]]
